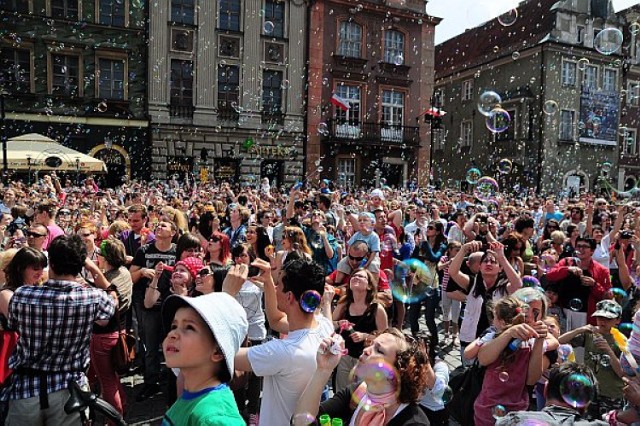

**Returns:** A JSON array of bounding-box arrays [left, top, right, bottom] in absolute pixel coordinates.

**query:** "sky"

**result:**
[[428, 0, 639, 45]]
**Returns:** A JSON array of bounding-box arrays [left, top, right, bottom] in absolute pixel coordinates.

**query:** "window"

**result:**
[[559, 110, 575, 140], [433, 127, 446, 150], [622, 128, 637, 156], [460, 120, 472, 147], [262, 70, 282, 113], [99, 0, 126, 26], [0, 0, 29, 12], [496, 108, 516, 141], [603, 68, 617, 92], [217, 65, 239, 109], [0, 48, 30, 93], [338, 158, 356, 187], [577, 25, 585, 44], [583, 65, 598, 88], [219, 0, 241, 31], [593, 28, 601, 44], [171, 0, 194, 24], [338, 21, 362, 58], [462, 79, 473, 101], [170, 60, 193, 106], [381, 90, 404, 142], [51, 54, 80, 96], [263, 0, 284, 38], [50, 0, 78, 20], [335, 84, 361, 139], [562, 60, 577, 86], [97, 57, 125, 100], [383, 30, 404, 64], [628, 81, 640, 107]]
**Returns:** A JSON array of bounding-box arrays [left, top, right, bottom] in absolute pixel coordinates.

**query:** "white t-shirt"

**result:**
[[248, 325, 325, 426], [235, 280, 266, 341], [592, 233, 611, 269]]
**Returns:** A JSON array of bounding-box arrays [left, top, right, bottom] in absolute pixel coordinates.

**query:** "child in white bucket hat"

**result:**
[[162, 292, 248, 425]]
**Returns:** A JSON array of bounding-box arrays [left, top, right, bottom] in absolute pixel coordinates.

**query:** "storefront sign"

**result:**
[[247, 144, 293, 158], [93, 149, 125, 166], [167, 156, 193, 173], [214, 159, 238, 181]]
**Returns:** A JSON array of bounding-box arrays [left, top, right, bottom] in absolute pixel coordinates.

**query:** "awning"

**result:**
[[5, 133, 107, 173]]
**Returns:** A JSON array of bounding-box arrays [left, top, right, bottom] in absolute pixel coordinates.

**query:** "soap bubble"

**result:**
[[511, 51, 520, 60], [493, 404, 507, 419], [349, 358, 399, 411], [558, 344, 572, 362], [477, 91, 502, 116], [569, 298, 583, 312], [498, 158, 512, 174], [600, 354, 611, 368], [97, 101, 108, 113], [263, 21, 275, 34], [281, 79, 290, 89], [291, 413, 317, 425], [497, 9, 518, 27], [391, 259, 437, 303], [485, 107, 510, 133], [594, 28, 623, 55], [522, 275, 541, 288], [394, 54, 404, 66], [539, 254, 555, 273], [474, 177, 499, 203], [317, 122, 329, 135], [466, 168, 482, 185], [631, 22, 640, 36], [601, 162, 612, 174], [498, 371, 510, 382], [300, 290, 321, 313], [608, 287, 628, 303], [543, 100, 559, 116], [577, 58, 589, 71], [560, 373, 595, 408]]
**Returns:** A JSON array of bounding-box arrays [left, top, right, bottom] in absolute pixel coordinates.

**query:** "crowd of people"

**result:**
[[0, 172, 638, 425]]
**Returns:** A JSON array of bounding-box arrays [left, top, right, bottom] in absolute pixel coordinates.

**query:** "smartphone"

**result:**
[[248, 265, 260, 277]]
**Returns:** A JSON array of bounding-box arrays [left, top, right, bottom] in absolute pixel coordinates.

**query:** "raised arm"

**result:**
[[449, 241, 481, 291]]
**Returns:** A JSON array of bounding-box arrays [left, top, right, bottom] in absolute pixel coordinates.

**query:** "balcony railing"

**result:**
[[169, 103, 195, 118], [325, 120, 420, 145]]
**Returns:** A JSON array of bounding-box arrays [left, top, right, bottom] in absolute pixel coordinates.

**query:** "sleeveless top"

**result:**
[[340, 303, 380, 358], [460, 274, 509, 343]]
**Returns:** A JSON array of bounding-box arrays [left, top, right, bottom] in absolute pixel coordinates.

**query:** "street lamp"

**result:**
[[1, 90, 7, 184], [26, 154, 31, 186], [423, 95, 446, 187], [75, 157, 80, 185]]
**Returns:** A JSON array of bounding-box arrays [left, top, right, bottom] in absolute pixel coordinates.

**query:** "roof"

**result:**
[[435, 0, 559, 78]]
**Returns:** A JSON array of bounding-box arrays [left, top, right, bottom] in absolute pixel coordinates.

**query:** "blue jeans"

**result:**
[[408, 290, 440, 352]]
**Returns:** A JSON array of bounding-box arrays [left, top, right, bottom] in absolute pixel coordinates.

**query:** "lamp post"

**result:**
[[75, 157, 80, 186], [26, 154, 31, 186], [424, 95, 445, 187], [1, 91, 6, 184]]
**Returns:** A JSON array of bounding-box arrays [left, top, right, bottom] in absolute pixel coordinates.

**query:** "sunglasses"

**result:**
[[576, 244, 591, 249], [427, 226, 436, 230], [348, 255, 365, 262], [78, 233, 92, 237], [198, 269, 212, 277], [209, 236, 220, 243], [27, 231, 46, 238]]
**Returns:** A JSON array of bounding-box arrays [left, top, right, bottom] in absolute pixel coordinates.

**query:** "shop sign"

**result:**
[[247, 144, 293, 158], [167, 156, 193, 173]]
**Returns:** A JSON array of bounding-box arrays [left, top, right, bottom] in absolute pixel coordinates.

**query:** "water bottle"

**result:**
[[508, 338, 522, 351], [319, 414, 331, 425], [331, 419, 343, 426]]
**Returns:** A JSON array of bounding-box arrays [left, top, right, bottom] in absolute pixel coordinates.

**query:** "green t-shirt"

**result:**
[[583, 333, 623, 399], [162, 383, 245, 426]]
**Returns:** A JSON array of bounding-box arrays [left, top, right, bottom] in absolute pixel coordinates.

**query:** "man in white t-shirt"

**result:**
[[231, 257, 328, 426]]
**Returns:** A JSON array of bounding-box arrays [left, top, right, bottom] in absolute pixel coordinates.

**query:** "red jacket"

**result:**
[[546, 257, 611, 325]]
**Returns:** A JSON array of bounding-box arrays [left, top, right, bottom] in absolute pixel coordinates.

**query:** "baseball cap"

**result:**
[[592, 299, 622, 319], [162, 293, 248, 380]]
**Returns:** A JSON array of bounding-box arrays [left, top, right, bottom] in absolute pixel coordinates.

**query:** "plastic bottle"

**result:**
[[319, 414, 331, 425], [331, 419, 343, 426], [508, 338, 522, 351]]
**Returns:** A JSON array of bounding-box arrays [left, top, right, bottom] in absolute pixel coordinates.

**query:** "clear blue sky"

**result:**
[[429, 0, 638, 45]]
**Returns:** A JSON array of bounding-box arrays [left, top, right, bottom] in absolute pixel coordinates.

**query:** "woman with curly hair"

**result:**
[[273, 226, 312, 274], [295, 328, 432, 425]]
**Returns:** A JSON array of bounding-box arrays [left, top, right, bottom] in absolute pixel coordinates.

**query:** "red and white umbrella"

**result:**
[[422, 107, 447, 118]]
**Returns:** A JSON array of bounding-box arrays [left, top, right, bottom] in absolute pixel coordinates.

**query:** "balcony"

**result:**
[[169, 103, 195, 119], [325, 120, 420, 146]]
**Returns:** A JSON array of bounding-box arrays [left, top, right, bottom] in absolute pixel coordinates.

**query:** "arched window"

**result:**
[[338, 21, 362, 58], [563, 170, 589, 193], [384, 30, 404, 64]]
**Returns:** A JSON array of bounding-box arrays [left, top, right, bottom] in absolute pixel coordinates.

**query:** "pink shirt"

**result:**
[[44, 224, 65, 250]]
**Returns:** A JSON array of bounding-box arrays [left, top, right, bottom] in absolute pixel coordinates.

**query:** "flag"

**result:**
[[330, 93, 350, 111]]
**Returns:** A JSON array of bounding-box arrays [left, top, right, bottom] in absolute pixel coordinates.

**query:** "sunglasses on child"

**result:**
[[348, 255, 365, 262]]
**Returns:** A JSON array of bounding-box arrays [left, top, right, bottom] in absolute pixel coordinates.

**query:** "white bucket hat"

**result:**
[[162, 293, 248, 379]]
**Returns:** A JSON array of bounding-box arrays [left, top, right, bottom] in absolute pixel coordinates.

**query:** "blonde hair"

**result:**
[[0, 249, 18, 273]]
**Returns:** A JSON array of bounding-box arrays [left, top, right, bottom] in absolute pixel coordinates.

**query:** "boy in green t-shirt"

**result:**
[[161, 292, 248, 426], [559, 299, 624, 420]]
